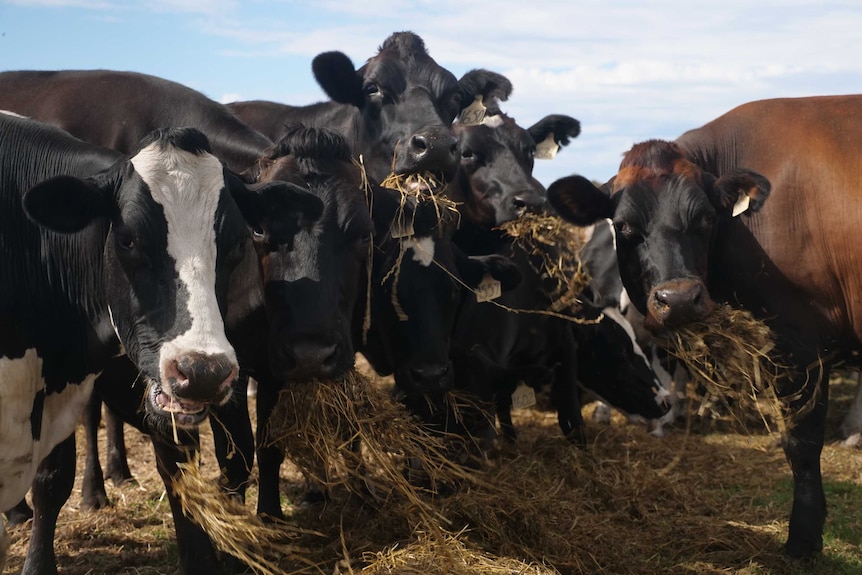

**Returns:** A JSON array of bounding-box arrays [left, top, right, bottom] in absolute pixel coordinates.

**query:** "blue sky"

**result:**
[[2, 1, 861, 186]]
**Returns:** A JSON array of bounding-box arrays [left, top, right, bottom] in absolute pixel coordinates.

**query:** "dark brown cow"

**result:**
[[547, 94, 862, 558]]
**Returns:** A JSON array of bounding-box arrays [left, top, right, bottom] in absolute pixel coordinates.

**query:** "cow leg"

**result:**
[[255, 375, 287, 520], [21, 434, 76, 575], [5, 498, 33, 527], [783, 367, 829, 558], [210, 374, 253, 502], [495, 390, 517, 442], [104, 406, 134, 485], [839, 371, 862, 446], [151, 434, 230, 575], [81, 394, 108, 510], [552, 328, 586, 445]]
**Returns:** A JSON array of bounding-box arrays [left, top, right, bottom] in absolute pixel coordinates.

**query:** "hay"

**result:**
[[498, 212, 590, 313], [173, 459, 321, 575], [265, 369, 484, 521], [361, 531, 560, 575], [656, 304, 796, 433], [380, 171, 461, 233]]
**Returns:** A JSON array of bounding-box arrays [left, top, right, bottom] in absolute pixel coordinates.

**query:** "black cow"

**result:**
[[446, 110, 666, 447], [0, 113, 311, 574], [0, 69, 271, 174], [229, 31, 512, 185], [545, 94, 862, 558]]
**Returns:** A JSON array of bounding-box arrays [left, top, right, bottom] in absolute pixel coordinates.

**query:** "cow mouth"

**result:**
[[147, 382, 210, 428], [382, 170, 449, 196]]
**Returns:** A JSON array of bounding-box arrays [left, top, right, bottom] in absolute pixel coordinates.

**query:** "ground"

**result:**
[[4, 368, 861, 575]]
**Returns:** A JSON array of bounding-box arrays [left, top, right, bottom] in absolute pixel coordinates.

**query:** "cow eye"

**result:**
[[616, 221, 641, 241], [116, 230, 135, 251], [251, 225, 267, 242]]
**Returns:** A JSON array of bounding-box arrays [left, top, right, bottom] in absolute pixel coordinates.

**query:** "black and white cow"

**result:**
[[0, 112, 314, 574]]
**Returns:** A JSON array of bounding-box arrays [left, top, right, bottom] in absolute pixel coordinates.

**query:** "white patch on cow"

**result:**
[[619, 288, 631, 315], [604, 217, 617, 252], [0, 349, 96, 513], [602, 305, 669, 409], [480, 114, 504, 128], [581, 223, 596, 245], [406, 236, 435, 267], [0, 109, 27, 119], [130, 143, 237, 387], [840, 371, 862, 442]]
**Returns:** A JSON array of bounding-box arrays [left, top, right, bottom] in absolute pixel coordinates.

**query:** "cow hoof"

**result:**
[[784, 537, 823, 559], [80, 491, 110, 511], [592, 403, 612, 424]]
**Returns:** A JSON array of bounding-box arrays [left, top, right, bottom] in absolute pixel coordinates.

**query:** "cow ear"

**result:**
[[458, 69, 513, 110], [455, 251, 522, 292], [527, 114, 581, 151], [312, 51, 365, 109], [23, 175, 111, 233], [547, 175, 614, 226], [706, 168, 770, 217]]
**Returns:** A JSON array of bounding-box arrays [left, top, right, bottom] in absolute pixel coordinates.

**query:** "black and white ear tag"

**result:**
[[732, 192, 751, 217], [534, 132, 560, 160], [511, 382, 537, 410], [475, 274, 502, 302], [459, 95, 486, 126]]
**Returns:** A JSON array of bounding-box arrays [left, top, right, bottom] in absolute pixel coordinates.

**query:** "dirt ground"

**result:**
[[4, 367, 861, 575]]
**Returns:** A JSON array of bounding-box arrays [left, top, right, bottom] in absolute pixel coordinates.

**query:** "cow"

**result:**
[[545, 94, 862, 558], [228, 31, 512, 186], [404, 108, 667, 449], [0, 69, 271, 174], [0, 112, 316, 574]]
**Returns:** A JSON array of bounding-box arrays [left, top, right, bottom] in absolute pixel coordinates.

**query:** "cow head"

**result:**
[[362, 214, 522, 396], [453, 112, 580, 228], [23, 128, 319, 430], [546, 139, 770, 332], [312, 33, 512, 187], [244, 125, 374, 382]]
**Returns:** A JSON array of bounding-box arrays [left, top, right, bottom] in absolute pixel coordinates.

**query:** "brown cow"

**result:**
[[546, 94, 862, 559]]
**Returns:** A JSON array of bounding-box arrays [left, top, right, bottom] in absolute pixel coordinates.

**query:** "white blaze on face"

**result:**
[[406, 236, 435, 267], [0, 349, 96, 512], [130, 144, 237, 384]]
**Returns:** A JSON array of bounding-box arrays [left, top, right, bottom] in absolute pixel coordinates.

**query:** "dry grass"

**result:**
[[4, 365, 861, 575], [498, 212, 590, 313], [656, 304, 801, 434]]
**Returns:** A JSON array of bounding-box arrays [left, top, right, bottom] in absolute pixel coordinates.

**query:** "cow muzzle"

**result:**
[[645, 278, 714, 331], [149, 352, 238, 428], [395, 127, 459, 180], [273, 333, 352, 382], [400, 361, 455, 395]]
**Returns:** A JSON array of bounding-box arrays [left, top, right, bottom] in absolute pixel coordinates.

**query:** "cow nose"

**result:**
[[172, 352, 237, 402], [513, 189, 547, 212], [275, 337, 346, 381], [397, 128, 459, 178], [408, 363, 454, 393], [647, 279, 714, 328]]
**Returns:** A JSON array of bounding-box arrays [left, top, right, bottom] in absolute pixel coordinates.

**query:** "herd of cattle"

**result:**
[[1, 29, 861, 575]]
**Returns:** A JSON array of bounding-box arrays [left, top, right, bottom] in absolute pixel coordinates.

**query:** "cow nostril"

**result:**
[[410, 135, 428, 152], [654, 290, 670, 306], [513, 197, 527, 209]]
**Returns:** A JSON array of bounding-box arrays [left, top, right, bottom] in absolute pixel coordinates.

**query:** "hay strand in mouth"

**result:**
[[656, 304, 799, 433], [498, 212, 590, 312], [266, 370, 485, 523], [173, 459, 322, 575], [380, 171, 461, 232]]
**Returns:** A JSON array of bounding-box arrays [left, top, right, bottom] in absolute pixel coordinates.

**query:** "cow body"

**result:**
[[0, 113, 263, 572], [548, 94, 862, 558], [0, 70, 271, 174]]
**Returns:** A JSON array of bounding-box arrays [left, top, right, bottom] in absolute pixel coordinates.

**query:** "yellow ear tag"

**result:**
[[458, 95, 486, 126], [475, 274, 502, 302], [511, 382, 537, 410], [534, 132, 559, 160], [732, 192, 751, 218]]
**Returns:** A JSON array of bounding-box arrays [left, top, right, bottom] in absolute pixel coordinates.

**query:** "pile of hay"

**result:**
[[656, 304, 795, 433], [498, 212, 590, 312], [173, 459, 319, 575], [362, 531, 560, 575], [265, 370, 482, 518]]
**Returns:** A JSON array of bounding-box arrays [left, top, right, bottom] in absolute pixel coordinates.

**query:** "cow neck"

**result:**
[[452, 220, 509, 257]]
